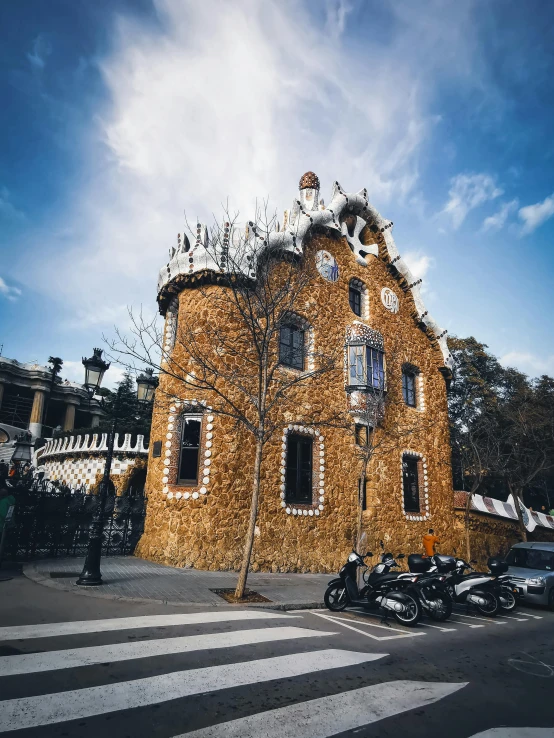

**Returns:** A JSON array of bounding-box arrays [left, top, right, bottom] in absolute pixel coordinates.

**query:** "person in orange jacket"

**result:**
[[423, 528, 440, 557]]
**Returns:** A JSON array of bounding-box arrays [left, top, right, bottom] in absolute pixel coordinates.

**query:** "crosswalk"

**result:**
[[0, 608, 546, 736]]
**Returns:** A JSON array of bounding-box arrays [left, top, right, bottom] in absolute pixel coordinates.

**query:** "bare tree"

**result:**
[[107, 204, 341, 599], [345, 348, 440, 552]]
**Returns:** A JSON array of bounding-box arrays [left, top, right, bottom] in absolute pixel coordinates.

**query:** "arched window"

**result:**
[[279, 324, 305, 370], [348, 279, 369, 320], [402, 363, 422, 409], [279, 314, 313, 371]]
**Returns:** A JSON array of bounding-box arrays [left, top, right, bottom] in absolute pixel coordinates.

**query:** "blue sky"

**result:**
[[1, 0, 553, 385]]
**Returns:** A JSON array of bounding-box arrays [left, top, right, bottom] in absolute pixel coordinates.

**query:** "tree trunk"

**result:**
[[235, 437, 264, 599], [465, 489, 472, 562], [509, 482, 528, 543], [356, 471, 366, 552], [464, 481, 480, 562]]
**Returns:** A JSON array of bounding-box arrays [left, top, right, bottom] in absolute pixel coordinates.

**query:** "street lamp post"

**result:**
[[76, 351, 157, 586]]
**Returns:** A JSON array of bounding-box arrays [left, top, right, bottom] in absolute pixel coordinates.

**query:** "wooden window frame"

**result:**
[[279, 324, 305, 371], [402, 454, 421, 513], [177, 414, 202, 486], [285, 433, 313, 505]]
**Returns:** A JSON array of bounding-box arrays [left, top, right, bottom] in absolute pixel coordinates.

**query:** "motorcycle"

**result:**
[[395, 554, 453, 621], [459, 557, 518, 613], [438, 556, 502, 617], [324, 551, 422, 626]]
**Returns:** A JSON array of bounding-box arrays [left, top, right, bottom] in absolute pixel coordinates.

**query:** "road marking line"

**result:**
[[0, 649, 385, 733], [451, 612, 507, 625], [416, 622, 457, 632], [448, 618, 484, 629], [311, 612, 424, 640], [468, 728, 554, 737], [178, 679, 468, 737], [495, 614, 528, 622], [520, 613, 543, 619], [315, 611, 423, 635], [0, 627, 336, 677], [0, 611, 296, 642]]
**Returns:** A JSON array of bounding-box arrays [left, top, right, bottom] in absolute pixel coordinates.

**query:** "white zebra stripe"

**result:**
[[469, 730, 554, 737], [0, 626, 336, 677], [0, 649, 384, 733], [0, 610, 292, 642], [179, 679, 468, 737]]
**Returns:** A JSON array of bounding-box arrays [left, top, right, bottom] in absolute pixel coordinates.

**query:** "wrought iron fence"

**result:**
[[3, 478, 147, 561]]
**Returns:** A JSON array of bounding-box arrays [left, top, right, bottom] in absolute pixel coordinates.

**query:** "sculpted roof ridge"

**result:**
[[157, 176, 453, 370]]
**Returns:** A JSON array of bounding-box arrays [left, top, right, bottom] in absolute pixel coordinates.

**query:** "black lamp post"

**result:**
[[11, 431, 34, 465], [76, 353, 156, 586], [136, 368, 158, 403]]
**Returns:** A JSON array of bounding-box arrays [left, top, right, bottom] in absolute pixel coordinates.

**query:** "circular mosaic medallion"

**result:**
[[315, 250, 339, 283], [381, 287, 399, 313]]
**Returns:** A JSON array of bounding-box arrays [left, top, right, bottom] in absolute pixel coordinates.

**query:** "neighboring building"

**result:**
[[137, 173, 461, 573], [0, 356, 103, 440], [37, 432, 149, 494]]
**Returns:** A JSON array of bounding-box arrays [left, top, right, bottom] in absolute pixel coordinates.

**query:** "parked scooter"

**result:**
[[437, 556, 502, 617], [396, 554, 453, 621], [455, 557, 518, 613], [324, 551, 422, 626]]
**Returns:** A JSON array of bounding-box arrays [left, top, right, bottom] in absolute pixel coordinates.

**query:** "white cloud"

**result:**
[[441, 172, 503, 229], [500, 351, 554, 378], [482, 198, 518, 232], [14, 0, 479, 329], [27, 34, 51, 69], [0, 276, 22, 301], [0, 187, 25, 222], [518, 193, 554, 235], [402, 250, 435, 297], [402, 250, 434, 280]]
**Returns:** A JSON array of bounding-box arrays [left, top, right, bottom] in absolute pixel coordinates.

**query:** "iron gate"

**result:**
[[3, 480, 147, 561]]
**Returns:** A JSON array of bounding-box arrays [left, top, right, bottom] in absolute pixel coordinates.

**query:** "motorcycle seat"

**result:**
[[370, 573, 400, 583]]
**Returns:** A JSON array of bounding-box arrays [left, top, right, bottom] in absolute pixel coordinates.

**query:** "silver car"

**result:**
[[505, 542, 554, 609]]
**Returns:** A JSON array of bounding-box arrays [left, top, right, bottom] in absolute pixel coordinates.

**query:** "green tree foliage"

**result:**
[[101, 371, 153, 438], [447, 336, 554, 518]]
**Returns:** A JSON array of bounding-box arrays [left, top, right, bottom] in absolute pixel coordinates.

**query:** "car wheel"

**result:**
[[548, 588, 554, 612]]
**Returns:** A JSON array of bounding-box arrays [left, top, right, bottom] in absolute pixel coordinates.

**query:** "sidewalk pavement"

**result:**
[[24, 557, 330, 609]]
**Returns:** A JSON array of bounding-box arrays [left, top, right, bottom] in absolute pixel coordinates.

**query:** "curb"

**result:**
[[22, 563, 325, 611]]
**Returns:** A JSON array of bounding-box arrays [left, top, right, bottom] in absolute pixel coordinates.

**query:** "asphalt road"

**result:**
[[1, 573, 553, 737]]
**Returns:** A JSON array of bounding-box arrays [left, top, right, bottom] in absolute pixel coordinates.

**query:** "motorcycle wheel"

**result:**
[[426, 591, 453, 622], [499, 589, 517, 612], [475, 591, 499, 617], [324, 583, 348, 612], [393, 593, 422, 627]]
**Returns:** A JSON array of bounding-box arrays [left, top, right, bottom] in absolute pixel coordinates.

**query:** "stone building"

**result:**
[[137, 173, 460, 573], [0, 356, 103, 440]]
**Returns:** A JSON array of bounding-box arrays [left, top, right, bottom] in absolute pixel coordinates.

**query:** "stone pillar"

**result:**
[[29, 389, 46, 438], [0, 383, 4, 411], [90, 413, 101, 428], [63, 402, 77, 432]]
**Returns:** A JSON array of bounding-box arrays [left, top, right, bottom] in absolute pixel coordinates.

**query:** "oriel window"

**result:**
[[178, 416, 202, 485], [285, 433, 313, 504], [348, 345, 385, 390], [279, 324, 305, 370], [402, 455, 420, 512], [402, 370, 417, 407]]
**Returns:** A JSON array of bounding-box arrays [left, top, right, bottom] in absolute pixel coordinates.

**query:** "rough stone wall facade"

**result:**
[[452, 509, 554, 570], [137, 221, 462, 573]]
